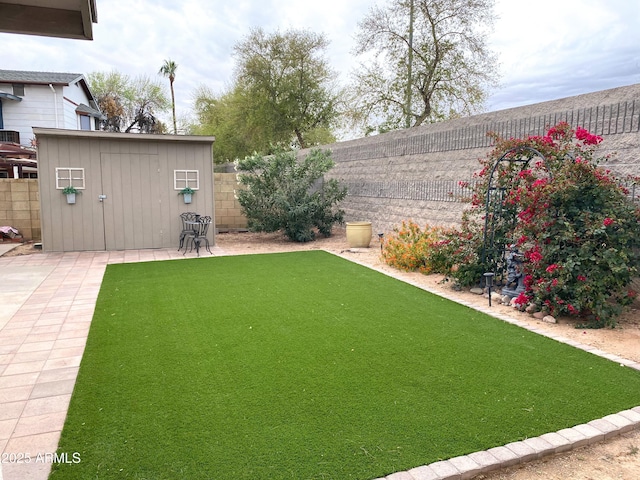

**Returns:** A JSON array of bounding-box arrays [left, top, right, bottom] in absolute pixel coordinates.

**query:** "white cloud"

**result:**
[[1, 0, 638, 128]]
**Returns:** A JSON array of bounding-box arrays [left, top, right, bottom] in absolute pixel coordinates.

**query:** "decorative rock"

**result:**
[[532, 311, 546, 319], [525, 304, 538, 314], [490, 292, 502, 303], [470, 287, 484, 295], [542, 315, 557, 324], [501, 295, 511, 305]]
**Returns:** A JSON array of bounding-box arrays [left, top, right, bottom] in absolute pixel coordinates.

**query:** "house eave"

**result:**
[[0, 0, 98, 41]]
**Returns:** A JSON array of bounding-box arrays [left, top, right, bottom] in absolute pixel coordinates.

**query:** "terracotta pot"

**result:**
[[346, 221, 372, 248]]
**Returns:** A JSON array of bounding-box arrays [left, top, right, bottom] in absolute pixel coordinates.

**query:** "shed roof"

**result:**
[[33, 128, 216, 144]]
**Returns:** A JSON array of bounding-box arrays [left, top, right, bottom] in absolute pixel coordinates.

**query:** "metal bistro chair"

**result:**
[[183, 215, 212, 257], [178, 212, 198, 251]]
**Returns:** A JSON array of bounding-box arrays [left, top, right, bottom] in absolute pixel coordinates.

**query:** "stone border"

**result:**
[[334, 251, 640, 480]]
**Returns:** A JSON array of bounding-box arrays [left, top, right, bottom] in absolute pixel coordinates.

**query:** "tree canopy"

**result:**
[[88, 71, 169, 133], [191, 28, 340, 161], [349, 0, 499, 134]]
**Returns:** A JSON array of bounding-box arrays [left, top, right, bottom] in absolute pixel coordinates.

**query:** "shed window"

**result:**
[[56, 168, 85, 189], [174, 170, 199, 190], [12, 84, 25, 96]]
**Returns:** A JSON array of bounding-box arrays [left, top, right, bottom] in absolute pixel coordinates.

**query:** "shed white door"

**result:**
[[100, 153, 163, 250]]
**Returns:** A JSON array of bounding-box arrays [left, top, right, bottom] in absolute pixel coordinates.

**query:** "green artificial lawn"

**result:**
[[50, 251, 640, 479]]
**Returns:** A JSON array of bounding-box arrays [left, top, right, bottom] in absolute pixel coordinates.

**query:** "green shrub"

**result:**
[[460, 122, 640, 326], [381, 221, 449, 273], [235, 148, 347, 242]]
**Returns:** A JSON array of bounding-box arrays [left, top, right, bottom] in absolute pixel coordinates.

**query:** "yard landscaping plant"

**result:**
[[383, 122, 640, 327], [235, 148, 347, 242]]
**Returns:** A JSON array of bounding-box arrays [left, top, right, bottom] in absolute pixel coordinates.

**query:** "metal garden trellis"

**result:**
[[480, 145, 550, 287]]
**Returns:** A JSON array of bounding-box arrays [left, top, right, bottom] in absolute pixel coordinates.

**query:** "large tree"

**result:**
[[88, 71, 169, 133], [232, 28, 340, 149], [159, 59, 178, 134], [349, 0, 499, 134], [190, 85, 260, 163]]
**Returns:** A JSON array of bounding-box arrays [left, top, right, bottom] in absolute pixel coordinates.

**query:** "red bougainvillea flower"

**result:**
[[603, 217, 614, 227], [527, 250, 543, 263], [575, 126, 603, 145], [546, 263, 560, 273], [513, 292, 530, 306], [577, 275, 587, 281]]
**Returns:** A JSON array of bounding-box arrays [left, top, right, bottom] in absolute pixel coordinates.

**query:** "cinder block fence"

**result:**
[[0, 179, 40, 241]]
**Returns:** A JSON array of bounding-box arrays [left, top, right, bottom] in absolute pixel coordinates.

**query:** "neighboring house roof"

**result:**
[[0, 69, 101, 113], [0, 70, 84, 86], [0, 142, 36, 159], [76, 103, 105, 120], [0, 0, 98, 40], [0, 92, 22, 102]]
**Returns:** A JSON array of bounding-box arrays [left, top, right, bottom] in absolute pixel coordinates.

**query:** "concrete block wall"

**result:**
[[214, 173, 247, 231], [303, 83, 640, 235], [0, 179, 40, 241]]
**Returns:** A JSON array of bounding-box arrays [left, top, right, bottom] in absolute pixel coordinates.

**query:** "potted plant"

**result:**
[[62, 186, 79, 204], [179, 187, 195, 204]]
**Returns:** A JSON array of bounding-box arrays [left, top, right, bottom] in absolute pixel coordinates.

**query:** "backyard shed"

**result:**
[[34, 128, 216, 252]]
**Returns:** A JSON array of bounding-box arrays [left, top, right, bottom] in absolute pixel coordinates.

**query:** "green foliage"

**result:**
[[437, 211, 488, 287], [380, 123, 640, 325], [235, 148, 347, 242], [88, 70, 169, 133], [62, 186, 79, 194], [234, 28, 340, 149], [459, 122, 640, 326], [190, 27, 341, 160], [348, 0, 499, 134]]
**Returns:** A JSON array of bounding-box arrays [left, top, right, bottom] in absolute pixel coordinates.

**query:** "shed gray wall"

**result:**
[[35, 128, 215, 252], [302, 83, 640, 234]]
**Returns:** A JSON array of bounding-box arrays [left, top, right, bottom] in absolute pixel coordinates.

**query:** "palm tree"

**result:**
[[159, 59, 178, 134]]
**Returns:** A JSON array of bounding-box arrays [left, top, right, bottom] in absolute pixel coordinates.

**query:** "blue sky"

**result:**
[[2, 0, 639, 138]]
